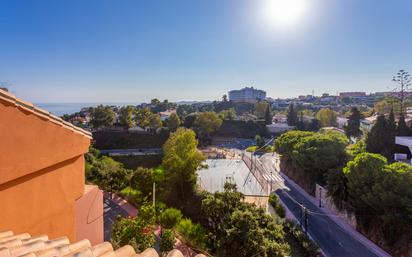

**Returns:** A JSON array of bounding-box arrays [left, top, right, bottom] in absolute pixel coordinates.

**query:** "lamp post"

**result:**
[[319, 187, 322, 208]]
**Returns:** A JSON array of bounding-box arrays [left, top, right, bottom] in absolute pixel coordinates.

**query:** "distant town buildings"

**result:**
[[339, 92, 366, 98], [229, 87, 266, 103]]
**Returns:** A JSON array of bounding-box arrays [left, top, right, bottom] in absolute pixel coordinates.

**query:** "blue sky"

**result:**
[[1, 0, 412, 103]]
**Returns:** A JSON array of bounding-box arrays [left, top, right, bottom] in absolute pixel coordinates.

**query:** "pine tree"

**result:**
[[344, 107, 362, 138], [308, 119, 321, 132], [287, 102, 298, 126], [366, 114, 395, 160], [397, 114, 411, 136], [296, 112, 305, 130], [264, 104, 272, 125]]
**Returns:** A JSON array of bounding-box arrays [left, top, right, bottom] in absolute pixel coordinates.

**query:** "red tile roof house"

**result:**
[[0, 89, 192, 257]]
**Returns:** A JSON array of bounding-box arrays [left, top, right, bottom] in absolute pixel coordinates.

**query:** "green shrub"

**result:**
[[119, 187, 145, 206], [93, 131, 169, 149], [284, 220, 320, 257], [246, 146, 257, 152], [111, 215, 156, 252], [159, 208, 183, 229], [216, 120, 268, 138], [269, 194, 286, 218], [176, 218, 207, 250], [160, 229, 175, 254]]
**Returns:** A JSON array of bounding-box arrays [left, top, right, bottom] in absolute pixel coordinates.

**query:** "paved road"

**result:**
[[258, 153, 390, 257], [100, 148, 163, 156], [103, 196, 128, 241]]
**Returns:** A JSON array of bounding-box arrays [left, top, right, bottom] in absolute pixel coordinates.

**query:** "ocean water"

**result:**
[[36, 103, 138, 116]]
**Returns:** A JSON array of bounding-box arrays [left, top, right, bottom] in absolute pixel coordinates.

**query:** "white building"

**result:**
[[228, 87, 266, 103]]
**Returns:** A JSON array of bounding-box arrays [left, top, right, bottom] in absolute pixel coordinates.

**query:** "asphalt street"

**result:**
[[259, 153, 387, 257]]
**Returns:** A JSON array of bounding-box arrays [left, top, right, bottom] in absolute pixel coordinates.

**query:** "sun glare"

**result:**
[[261, 0, 308, 29]]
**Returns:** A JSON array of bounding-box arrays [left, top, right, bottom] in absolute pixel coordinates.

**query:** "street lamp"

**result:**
[[319, 187, 322, 208]]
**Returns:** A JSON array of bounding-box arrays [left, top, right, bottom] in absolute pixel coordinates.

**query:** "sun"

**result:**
[[261, 0, 308, 29]]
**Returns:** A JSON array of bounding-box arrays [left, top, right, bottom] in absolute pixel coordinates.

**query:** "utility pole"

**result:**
[[304, 206, 308, 234]]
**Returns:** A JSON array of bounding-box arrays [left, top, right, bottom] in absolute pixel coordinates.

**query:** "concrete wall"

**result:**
[[75, 185, 104, 244], [0, 94, 97, 242], [315, 184, 357, 229]]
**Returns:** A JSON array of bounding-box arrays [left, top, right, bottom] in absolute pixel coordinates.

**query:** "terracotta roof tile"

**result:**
[[0, 89, 92, 139], [0, 230, 188, 257]]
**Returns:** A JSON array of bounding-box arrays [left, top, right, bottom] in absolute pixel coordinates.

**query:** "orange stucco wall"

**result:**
[[0, 98, 94, 241]]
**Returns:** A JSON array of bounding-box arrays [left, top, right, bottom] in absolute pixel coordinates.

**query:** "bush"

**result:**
[[216, 120, 268, 138], [160, 229, 175, 254], [176, 219, 207, 250], [269, 194, 286, 218], [245, 146, 257, 152], [93, 131, 169, 149], [111, 155, 163, 169], [111, 208, 156, 252], [283, 220, 320, 257], [119, 187, 145, 207], [159, 208, 183, 229]]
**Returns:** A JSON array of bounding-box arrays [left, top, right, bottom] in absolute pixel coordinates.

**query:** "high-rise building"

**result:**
[[228, 87, 266, 103]]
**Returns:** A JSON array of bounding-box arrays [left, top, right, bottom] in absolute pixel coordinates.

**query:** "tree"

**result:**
[[308, 119, 321, 132], [264, 103, 272, 125], [218, 108, 236, 120], [183, 113, 197, 128], [130, 167, 155, 197], [162, 128, 205, 201], [86, 155, 129, 192], [90, 105, 116, 129], [397, 114, 411, 136], [194, 112, 222, 144], [275, 130, 348, 191], [255, 134, 264, 149], [286, 102, 298, 126], [119, 105, 136, 128], [374, 97, 401, 115], [201, 183, 290, 257], [135, 108, 152, 128], [366, 114, 395, 160], [254, 101, 268, 119], [343, 153, 412, 247], [316, 108, 337, 127], [222, 94, 228, 102], [151, 98, 161, 106], [167, 113, 180, 132], [148, 114, 162, 129], [344, 107, 362, 138], [392, 69, 411, 115], [296, 112, 305, 130]]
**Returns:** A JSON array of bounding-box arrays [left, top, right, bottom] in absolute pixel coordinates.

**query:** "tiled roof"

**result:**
[[0, 230, 185, 257], [0, 89, 92, 139]]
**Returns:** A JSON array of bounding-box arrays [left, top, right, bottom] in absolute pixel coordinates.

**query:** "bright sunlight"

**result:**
[[261, 0, 308, 29]]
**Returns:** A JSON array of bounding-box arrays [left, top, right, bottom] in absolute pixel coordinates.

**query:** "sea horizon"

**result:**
[[36, 102, 139, 116]]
